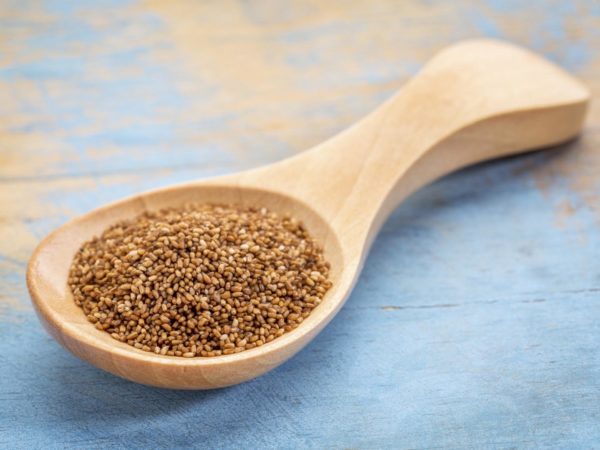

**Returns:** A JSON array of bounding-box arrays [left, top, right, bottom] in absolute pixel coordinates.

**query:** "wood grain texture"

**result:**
[[2, 0, 600, 447]]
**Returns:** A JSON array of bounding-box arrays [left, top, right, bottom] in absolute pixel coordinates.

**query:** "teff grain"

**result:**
[[68, 204, 332, 357]]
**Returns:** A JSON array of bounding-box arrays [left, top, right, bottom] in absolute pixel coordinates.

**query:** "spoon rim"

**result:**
[[26, 178, 352, 370]]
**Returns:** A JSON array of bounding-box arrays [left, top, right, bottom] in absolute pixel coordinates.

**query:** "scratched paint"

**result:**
[[1, 0, 600, 448]]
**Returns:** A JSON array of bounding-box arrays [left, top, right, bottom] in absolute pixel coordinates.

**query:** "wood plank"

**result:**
[[1, 0, 600, 447]]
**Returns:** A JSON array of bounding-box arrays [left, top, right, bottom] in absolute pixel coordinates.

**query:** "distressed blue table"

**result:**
[[1, 1, 599, 448]]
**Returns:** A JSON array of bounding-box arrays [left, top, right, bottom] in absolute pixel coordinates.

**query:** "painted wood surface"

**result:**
[[1, 0, 599, 448]]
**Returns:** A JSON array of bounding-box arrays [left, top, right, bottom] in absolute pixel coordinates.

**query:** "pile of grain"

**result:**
[[68, 204, 332, 357]]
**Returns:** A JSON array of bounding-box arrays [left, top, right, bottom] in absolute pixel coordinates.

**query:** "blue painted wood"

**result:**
[[1, 0, 599, 448]]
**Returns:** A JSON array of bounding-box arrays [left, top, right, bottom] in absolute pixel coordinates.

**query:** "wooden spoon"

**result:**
[[27, 40, 589, 389]]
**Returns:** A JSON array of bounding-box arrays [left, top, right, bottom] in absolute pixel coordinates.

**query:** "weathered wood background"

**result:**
[[1, 0, 599, 448]]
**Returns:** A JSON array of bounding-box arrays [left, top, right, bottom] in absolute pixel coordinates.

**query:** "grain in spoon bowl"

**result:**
[[67, 204, 332, 358]]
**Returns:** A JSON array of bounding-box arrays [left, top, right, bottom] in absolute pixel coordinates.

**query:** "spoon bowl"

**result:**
[[27, 39, 590, 389], [28, 182, 349, 388]]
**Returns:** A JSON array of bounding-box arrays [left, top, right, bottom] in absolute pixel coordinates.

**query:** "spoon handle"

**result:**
[[242, 39, 589, 257]]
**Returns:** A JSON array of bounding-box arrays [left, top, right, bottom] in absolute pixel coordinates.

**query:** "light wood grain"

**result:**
[[26, 39, 589, 389]]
